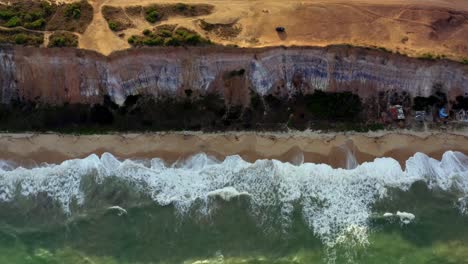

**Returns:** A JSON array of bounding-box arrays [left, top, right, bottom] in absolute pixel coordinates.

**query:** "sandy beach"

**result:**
[[0, 130, 467, 168]]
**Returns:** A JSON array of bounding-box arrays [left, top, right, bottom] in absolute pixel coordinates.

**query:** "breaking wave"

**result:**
[[0, 151, 467, 247]]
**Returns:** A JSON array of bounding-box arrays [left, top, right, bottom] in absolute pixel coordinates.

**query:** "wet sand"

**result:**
[[0, 131, 467, 168]]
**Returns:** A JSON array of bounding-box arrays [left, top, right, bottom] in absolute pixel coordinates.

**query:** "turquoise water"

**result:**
[[0, 152, 467, 264]]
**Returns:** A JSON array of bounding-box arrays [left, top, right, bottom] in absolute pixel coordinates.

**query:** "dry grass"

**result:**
[[199, 19, 242, 39], [102, 5, 134, 32], [46, 0, 93, 33], [48, 31, 78, 47], [0, 28, 43, 46]]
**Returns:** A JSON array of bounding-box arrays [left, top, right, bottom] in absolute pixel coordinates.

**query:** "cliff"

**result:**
[[1, 45, 467, 106]]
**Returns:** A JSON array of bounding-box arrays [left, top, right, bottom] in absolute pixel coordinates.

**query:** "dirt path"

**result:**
[[80, 0, 130, 54]]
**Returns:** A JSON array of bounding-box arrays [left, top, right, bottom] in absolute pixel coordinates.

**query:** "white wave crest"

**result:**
[[0, 151, 467, 247]]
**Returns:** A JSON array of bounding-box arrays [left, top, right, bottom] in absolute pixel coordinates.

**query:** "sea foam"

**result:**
[[0, 151, 467, 247]]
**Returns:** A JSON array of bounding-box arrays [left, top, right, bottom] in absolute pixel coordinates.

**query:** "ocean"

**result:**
[[0, 151, 467, 264]]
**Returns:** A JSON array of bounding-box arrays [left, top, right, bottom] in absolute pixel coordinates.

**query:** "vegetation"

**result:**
[[108, 21, 118, 31], [420, 53, 434, 60], [24, 18, 46, 30], [0, 1, 55, 30], [462, 58, 468, 65], [174, 3, 189, 12], [171, 3, 213, 16], [128, 27, 211, 47], [199, 19, 243, 39], [48, 32, 78, 47], [5, 16, 21, 27], [45, 1, 94, 33], [145, 7, 161, 23], [102, 6, 133, 32], [139, 3, 213, 24], [418, 53, 446, 60], [375, 46, 392, 53], [0, 1, 93, 33], [65, 3, 82, 19], [0, 29, 43, 46]]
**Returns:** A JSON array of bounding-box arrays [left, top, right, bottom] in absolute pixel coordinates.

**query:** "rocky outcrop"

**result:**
[[0, 45, 467, 105]]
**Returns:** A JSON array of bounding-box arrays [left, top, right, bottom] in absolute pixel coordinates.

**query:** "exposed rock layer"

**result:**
[[0, 45, 467, 105]]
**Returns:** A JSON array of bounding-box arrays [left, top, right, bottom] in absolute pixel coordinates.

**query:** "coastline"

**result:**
[[0, 130, 467, 168]]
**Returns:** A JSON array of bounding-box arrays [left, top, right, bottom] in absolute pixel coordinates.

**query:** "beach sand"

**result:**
[[0, 130, 467, 168]]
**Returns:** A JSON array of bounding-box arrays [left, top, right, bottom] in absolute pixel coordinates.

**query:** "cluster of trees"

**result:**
[[64, 2, 82, 19], [128, 27, 211, 47], [0, 1, 54, 30], [48, 32, 78, 47], [0, 29, 43, 46]]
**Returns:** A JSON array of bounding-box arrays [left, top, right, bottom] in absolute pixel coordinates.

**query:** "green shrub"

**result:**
[[143, 36, 163, 46], [174, 3, 188, 12], [158, 29, 172, 37], [108, 21, 118, 31], [462, 58, 468, 65], [5, 16, 21, 27], [14, 34, 27, 44], [128, 35, 137, 44], [65, 3, 82, 19], [128, 26, 211, 47], [419, 53, 435, 60], [0, 29, 44, 46], [23, 13, 33, 22], [376, 46, 391, 53], [175, 28, 189, 37], [164, 37, 180, 46], [0, 10, 15, 20], [31, 11, 46, 20], [50, 36, 66, 47], [25, 18, 46, 29], [73, 9, 81, 19], [184, 33, 201, 44], [145, 8, 160, 23], [48, 32, 78, 47], [40, 2, 54, 16]]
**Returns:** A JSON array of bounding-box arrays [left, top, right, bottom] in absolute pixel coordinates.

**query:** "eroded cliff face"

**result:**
[[0, 46, 467, 105]]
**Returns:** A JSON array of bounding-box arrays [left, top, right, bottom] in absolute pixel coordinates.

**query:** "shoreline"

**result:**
[[0, 130, 467, 168]]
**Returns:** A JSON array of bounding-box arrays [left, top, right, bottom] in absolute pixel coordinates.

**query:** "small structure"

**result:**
[[415, 111, 426, 122], [275, 26, 285, 32], [456, 110, 468, 122], [438, 107, 449, 119], [389, 105, 405, 120]]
